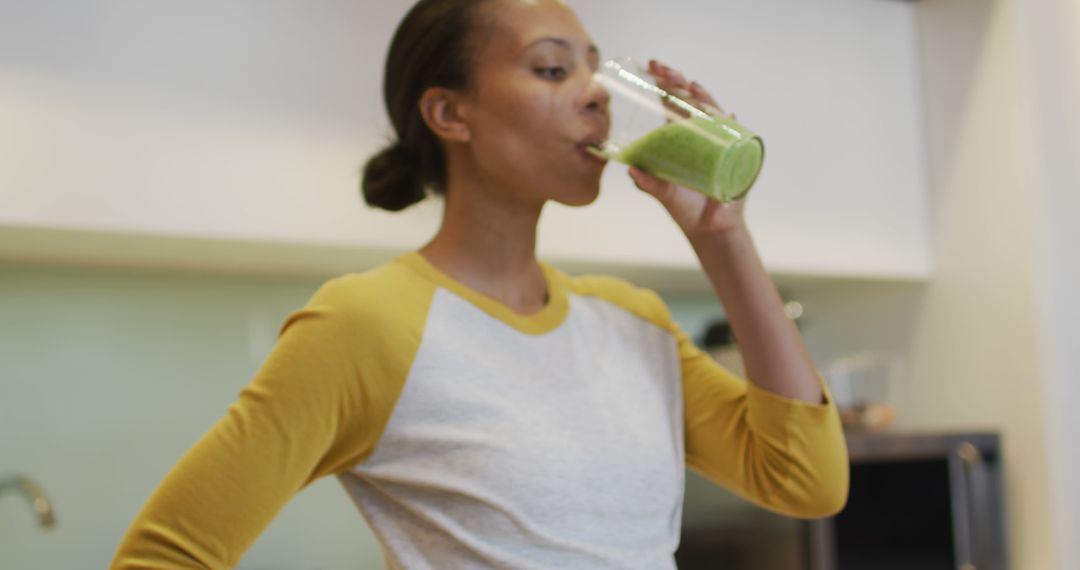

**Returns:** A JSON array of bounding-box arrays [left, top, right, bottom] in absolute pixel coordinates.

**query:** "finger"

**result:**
[[648, 60, 668, 84], [689, 81, 735, 119], [648, 60, 688, 90], [700, 198, 719, 225], [665, 67, 688, 88], [647, 61, 688, 119], [628, 166, 653, 189], [689, 81, 719, 108], [649, 61, 741, 123], [628, 166, 674, 200], [651, 61, 726, 117]]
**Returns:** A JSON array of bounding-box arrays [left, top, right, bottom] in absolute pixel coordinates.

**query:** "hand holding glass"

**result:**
[[588, 58, 764, 202]]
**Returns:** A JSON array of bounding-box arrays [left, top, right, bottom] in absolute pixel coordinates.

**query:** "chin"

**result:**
[[553, 182, 602, 207], [552, 168, 605, 206]]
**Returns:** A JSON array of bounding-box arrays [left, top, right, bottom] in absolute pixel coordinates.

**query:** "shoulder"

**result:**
[[313, 259, 433, 307], [558, 270, 675, 333], [284, 257, 438, 336]]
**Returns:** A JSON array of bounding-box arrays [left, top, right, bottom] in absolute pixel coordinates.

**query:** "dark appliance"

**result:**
[[676, 432, 1007, 570]]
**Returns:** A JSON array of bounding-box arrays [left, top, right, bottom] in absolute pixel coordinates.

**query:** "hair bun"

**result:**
[[361, 143, 426, 212]]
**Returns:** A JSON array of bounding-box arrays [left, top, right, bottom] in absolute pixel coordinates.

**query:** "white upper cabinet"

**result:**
[[0, 0, 930, 284]]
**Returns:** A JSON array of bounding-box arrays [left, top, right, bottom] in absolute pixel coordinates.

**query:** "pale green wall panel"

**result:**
[[0, 263, 726, 569]]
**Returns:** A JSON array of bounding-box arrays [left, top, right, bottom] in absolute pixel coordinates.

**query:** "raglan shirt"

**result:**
[[110, 252, 849, 570]]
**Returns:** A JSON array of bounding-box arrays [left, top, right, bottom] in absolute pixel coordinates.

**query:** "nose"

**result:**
[[583, 72, 610, 115]]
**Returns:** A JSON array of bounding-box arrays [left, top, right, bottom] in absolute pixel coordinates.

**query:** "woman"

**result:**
[[112, 0, 848, 568]]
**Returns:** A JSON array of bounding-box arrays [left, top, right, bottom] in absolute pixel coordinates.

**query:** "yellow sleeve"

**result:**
[[678, 323, 849, 519], [110, 266, 434, 569], [564, 273, 848, 519]]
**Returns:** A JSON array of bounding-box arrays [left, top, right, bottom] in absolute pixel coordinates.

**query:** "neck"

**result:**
[[420, 176, 549, 313]]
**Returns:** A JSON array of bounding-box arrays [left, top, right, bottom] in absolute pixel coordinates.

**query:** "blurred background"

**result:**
[[1, 0, 1076, 568]]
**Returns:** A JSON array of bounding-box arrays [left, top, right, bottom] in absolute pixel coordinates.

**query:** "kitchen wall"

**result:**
[[0, 0, 930, 280], [0, 1, 926, 567], [3, 0, 1076, 570], [0, 265, 383, 569]]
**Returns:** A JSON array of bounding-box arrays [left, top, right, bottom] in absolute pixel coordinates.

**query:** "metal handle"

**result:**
[[952, 443, 982, 570], [0, 473, 58, 529]]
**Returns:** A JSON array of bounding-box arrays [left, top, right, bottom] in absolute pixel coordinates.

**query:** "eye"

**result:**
[[535, 66, 568, 80]]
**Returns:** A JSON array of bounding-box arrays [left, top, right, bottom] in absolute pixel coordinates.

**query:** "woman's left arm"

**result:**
[[685, 222, 823, 404], [630, 62, 847, 518], [629, 60, 821, 404]]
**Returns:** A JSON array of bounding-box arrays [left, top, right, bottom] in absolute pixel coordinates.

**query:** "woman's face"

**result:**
[[461, 0, 610, 207]]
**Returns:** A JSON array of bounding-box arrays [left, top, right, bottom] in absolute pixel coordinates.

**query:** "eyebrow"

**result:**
[[523, 37, 600, 56]]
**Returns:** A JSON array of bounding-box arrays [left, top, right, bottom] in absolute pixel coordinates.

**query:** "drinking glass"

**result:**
[[589, 57, 765, 202]]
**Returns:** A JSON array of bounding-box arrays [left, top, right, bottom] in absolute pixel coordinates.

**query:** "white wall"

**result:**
[[899, 0, 1057, 566], [765, 2, 1079, 569], [0, 0, 931, 280], [1013, 0, 1080, 568], [793, 1, 1076, 568], [0, 0, 444, 251], [558, 0, 930, 277]]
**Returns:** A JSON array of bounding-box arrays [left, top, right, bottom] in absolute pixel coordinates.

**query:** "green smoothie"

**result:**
[[618, 116, 764, 201]]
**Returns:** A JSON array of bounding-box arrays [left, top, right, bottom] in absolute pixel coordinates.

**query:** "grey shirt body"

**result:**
[[338, 287, 686, 569]]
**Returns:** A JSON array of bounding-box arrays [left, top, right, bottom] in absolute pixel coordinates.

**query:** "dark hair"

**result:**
[[361, 0, 493, 211]]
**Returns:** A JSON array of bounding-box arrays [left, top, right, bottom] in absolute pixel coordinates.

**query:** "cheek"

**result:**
[[479, 87, 563, 148], [469, 84, 579, 191]]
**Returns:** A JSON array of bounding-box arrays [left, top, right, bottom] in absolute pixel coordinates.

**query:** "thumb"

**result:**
[[628, 166, 675, 202]]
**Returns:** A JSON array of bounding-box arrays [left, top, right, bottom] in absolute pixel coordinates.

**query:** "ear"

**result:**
[[418, 87, 472, 144]]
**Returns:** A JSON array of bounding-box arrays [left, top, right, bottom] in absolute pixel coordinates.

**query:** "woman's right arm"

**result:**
[[110, 281, 396, 569]]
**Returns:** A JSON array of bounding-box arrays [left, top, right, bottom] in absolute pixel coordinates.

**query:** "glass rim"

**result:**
[[597, 56, 714, 122]]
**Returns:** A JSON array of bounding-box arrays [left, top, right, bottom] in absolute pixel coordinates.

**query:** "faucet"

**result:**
[[0, 473, 57, 529]]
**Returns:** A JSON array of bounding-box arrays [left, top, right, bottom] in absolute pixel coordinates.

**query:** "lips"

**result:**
[[574, 124, 611, 164], [579, 128, 608, 147], [577, 140, 604, 152], [576, 133, 609, 156], [576, 144, 609, 166]]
